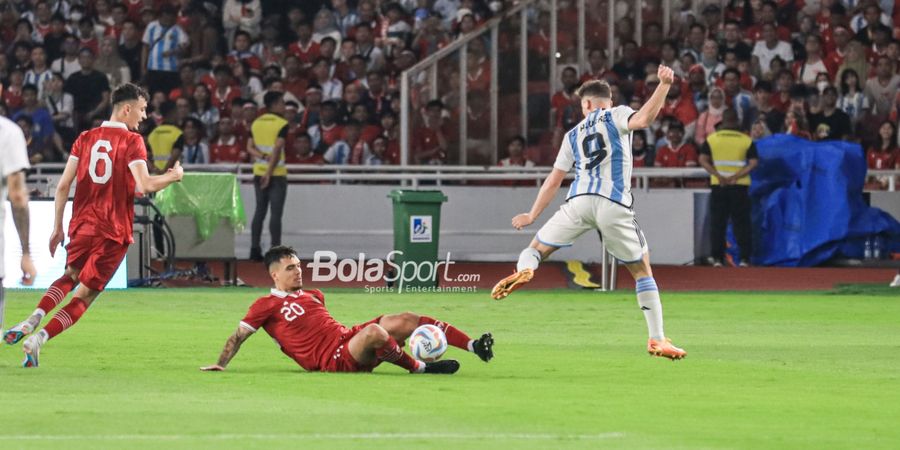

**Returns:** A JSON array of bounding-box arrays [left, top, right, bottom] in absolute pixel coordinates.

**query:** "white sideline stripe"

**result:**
[[0, 432, 625, 441]]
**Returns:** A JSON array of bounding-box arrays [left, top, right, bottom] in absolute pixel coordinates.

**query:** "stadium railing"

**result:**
[[27, 163, 900, 192]]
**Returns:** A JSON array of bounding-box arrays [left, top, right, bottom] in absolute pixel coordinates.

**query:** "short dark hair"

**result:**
[[112, 83, 149, 106], [426, 99, 444, 110], [264, 246, 298, 270], [507, 135, 526, 147], [576, 79, 612, 99], [721, 67, 741, 79], [263, 91, 284, 109], [22, 84, 38, 95]]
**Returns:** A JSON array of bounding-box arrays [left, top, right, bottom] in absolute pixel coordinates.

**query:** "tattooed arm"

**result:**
[[7, 171, 35, 285], [201, 326, 255, 371]]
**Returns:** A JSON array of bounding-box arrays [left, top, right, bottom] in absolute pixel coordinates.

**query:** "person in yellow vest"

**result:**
[[246, 91, 289, 261], [146, 101, 184, 174], [698, 109, 759, 267]]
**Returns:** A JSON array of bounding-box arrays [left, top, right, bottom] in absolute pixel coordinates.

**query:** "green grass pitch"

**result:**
[[1, 287, 898, 449]]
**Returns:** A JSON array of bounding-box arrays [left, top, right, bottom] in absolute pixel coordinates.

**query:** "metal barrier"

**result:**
[[27, 163, 900, 192]]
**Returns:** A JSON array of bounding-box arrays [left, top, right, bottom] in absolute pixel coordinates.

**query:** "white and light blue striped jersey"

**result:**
[[553, 105, 636, 207], [141, 21, 189, 72], [24, 68, 54, 98], [323, 141, 351, 165]]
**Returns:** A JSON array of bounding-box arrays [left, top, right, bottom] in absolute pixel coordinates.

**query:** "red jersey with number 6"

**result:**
[[69, 121, 148, 244]]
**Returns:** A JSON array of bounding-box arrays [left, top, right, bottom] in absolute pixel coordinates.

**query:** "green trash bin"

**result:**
[[388, 190, 448, 289]]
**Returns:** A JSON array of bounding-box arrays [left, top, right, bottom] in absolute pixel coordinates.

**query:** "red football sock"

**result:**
[[419, 316, 472, 350], [43, 298, 88, 340], [36, 275, 77, 315], [375, 335, 421, 373]]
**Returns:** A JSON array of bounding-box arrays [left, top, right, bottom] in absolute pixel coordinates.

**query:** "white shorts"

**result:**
[[535, 195, 648, 263]]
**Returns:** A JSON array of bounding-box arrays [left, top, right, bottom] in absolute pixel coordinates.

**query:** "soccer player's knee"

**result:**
[[400, 312, 419, 328], [365, 324, 390, 346]]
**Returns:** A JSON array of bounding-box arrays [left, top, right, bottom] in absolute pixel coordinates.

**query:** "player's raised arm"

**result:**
[[129, 160, 184, 194], [627, 65, 674, 130], [201, 325, 255, 371]]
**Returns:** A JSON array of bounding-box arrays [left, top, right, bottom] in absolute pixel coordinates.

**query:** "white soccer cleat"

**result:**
[[22, 333, 44, 368], [890, 274, 900, 288], [3, 321, 35, 345]]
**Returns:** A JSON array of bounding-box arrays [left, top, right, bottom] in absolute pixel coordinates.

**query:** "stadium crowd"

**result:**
[[0, 0, 898, 186]]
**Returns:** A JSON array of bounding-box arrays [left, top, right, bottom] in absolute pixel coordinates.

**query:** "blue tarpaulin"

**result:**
[[748, 134, 900, 266]]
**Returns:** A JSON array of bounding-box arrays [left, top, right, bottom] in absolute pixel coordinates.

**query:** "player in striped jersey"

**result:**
[[141, 6, 189, 94], [491, 65, 686, 360]]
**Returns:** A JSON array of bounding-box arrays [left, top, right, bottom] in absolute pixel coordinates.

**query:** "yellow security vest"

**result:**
[[706, 129, 753, 186], [251, 113, 289, 177], [147, 124, 183, 171]]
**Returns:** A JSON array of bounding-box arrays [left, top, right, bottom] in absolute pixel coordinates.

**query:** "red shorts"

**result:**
[[320, 315, 383, 373], [66, 235, 129, 292]]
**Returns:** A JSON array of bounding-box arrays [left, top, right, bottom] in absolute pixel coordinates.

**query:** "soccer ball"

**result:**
[[408, 324, 448, 362]]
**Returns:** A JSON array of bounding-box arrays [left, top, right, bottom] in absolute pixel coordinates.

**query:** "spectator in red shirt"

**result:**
[[655, 121, 699, 168], [866, 121, 898, 189], [413, 99, 448, 165], [826, 26, 852, 69], [581, 48, 619, 84], [210, 65, 241, 115], [632, 130, 654, 168], [379, 111, 401, 165], [227, 30, 263, 72], [308, 100, 343, 153], [289, 21, 320, 70], [104, 3, 128, 40], [793, 35, 836, 86], [746, 1, 792, 43], [550, 66, 582, 149], [350, 104, 382, 144], [287, 133, 325, 165], [660, 77, 699, 141], [654, 121, 700, 188], [639, 22, 664, 63], [209, 117, 246, 163], [498, 135, 535, 168], [868, 121, 898, 169], [168, 64, 197, 101], [77, 18, 100, 56]]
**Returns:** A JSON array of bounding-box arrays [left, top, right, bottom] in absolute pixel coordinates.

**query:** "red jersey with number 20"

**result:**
[[239, 288, 348, 371], [69, 121, 148, 244]]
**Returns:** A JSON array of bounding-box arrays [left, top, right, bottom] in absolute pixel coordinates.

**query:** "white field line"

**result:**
[[0, 432, 625, 441]]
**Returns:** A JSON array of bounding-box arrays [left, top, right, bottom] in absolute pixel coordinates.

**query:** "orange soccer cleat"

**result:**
[[490, 269, 534, 300], [647, 338, 687, 360]]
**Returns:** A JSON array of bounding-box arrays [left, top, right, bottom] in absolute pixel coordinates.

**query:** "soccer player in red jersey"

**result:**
[[201, 247, 494, 375], [3, 83, 185, 367]]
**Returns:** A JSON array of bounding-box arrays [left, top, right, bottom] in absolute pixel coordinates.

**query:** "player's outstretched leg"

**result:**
[[4, 274, 78, 345], [22, 293, 94, 368], [349, 323, 459, 374], [381, 313, 494, 362], [492, 243, 555, 300], [625, 254, 686, 361]]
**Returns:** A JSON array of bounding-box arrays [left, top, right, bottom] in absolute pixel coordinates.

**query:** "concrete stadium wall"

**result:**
[[235, 184, 698, 264]]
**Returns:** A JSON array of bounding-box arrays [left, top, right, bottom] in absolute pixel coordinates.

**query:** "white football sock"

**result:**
[[516, 248, 542, 272], [635, 277, 665, 341]]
